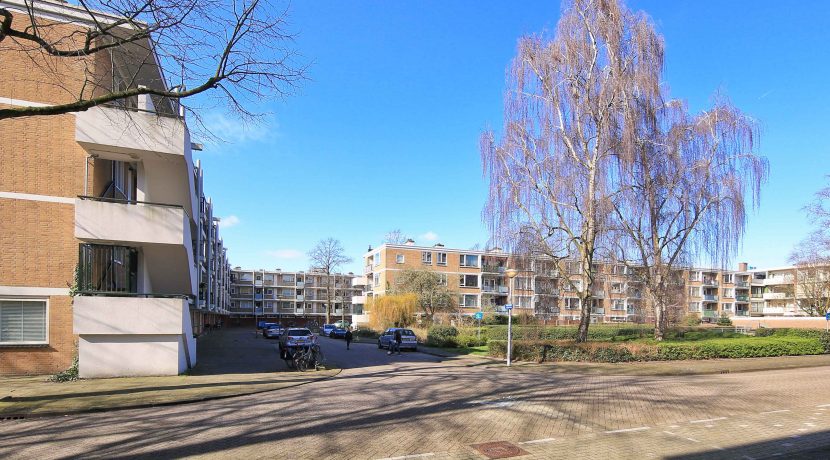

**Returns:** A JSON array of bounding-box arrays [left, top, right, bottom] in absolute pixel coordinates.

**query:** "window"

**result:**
[[437, 252, 447, 266], [688, 271, 700, 281], [564, 297, 580, 310], [723, 288, 734, 298], [437, 274, 448, 286], [689, 287, 701, 297], [78, 244, 137, 293], [612, 299, 625, 310], [459, 274, 479, 288], [459, 294, 478, 307], [460, 254, 479, 268], [611, 282, 624, 293], [282, 274, 294, 283], [722, 303, 733, 310], [421, 252, 432, 265], [0, 300, 47, 345], [373, 273, 379, 287], [255, 274, 262, 280], [722, 274, 733, 284], [396, 254, 405, 264], [513, 277, 531, 290], [373, 252, 382, 266], [265, 289, 273, 295]]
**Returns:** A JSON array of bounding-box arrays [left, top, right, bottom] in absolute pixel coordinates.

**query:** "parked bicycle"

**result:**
[[290, 343, 324, 371]]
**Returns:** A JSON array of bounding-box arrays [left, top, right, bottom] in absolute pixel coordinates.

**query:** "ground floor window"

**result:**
[[0, 299, 47, 345]]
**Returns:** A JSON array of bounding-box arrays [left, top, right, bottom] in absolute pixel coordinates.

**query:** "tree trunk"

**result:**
[[576, 292, 591, 343], [653, 302, 665, 341]]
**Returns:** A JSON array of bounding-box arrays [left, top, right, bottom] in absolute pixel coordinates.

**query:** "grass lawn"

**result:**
[[434, 345, 490, 356]]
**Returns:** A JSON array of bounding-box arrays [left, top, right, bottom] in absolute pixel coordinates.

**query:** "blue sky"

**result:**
[[194, 1, 830, 274]]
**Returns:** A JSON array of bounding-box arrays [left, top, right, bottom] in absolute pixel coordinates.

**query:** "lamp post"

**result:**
[[505, 268, 519, 367]]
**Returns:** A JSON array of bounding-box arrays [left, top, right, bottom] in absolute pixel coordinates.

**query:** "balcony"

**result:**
[[482, 265, 506, 274], [352, 295, 366, 305], [76, 105, 188, 158], [735, 310, 750, 317], [765, 276, 794, 286], [591, 290, 605, 298], [351, 276, 367, 288], [763, 292, 788, 300], [736, 281, 749, 287], [703, 295, 718, 301], [736, 295, 750, 302], [702, 279, 718, 287], [296, 295, 304, 301], [702, 310, 718, 318], [364, 265, 373, 274], [591, 308, 605, 315], [76, 197, 192, 246], [763, 306, 786, 315]]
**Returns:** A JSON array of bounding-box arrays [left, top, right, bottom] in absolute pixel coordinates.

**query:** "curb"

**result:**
[[0, 368, 342, 420]]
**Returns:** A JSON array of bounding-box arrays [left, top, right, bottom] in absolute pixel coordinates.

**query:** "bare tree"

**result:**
[[308, 238, 352, 324], [393, 268, 456, 322], [0, 0, 304, 125], [481, 0, 662, 342], [789, 179, 830, 316], [612, 95, 768, 340], [383, 229, 409, 245]]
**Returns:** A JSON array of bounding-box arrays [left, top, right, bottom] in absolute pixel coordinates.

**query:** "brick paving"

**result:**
[[2, 343, 830, 459]]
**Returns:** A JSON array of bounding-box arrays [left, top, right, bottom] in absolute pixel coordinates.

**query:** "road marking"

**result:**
[[816, 404, 830, 408], [739, 424, 749, 428], [663, 431, 676, 435], [742, 456, 756, 460], [668, 425, 680, 428], [519, 438, 556, 445], [690, 417, 727, 424], [686, 437, 700, 443], [376, 454, 435, 460], [711, 445, 725, 451], [704, 425, 714, 428], [773, 424, 784, 427], [605, 427, 650, 434], [761, 410, 791, 415]]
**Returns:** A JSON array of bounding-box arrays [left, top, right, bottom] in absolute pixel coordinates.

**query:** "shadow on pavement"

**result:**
[[665, 429, 830, 459], [190, 327, 286, 375]]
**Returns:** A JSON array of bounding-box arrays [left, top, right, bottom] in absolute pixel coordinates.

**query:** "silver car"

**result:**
[[378, 328, 418, 351]]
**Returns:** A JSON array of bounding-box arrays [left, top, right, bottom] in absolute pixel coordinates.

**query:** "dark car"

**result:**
[[329, 327, 347, 339]]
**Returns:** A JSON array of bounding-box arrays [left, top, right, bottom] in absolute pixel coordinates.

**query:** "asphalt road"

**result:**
[[4, 333, 830, 459]]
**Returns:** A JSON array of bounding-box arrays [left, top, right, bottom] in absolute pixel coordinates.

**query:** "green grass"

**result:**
[[434, 345, 489, 356]]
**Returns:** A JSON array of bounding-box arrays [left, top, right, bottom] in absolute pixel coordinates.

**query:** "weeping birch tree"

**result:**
[[481, 0, 663, 342], [612, 97, 768, 340]]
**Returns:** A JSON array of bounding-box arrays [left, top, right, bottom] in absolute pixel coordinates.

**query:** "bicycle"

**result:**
[[291, 343, 324, 371]]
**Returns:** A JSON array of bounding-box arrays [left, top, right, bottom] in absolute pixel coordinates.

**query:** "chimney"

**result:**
[[404, 239, 416, 246], [433, 243, 444, 248], [738, 262, 748, 272]]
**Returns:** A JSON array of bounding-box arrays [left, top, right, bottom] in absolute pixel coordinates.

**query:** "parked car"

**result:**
[[259, 321, 278, 330], [378, 328, 418, 351], [329, 327, 348, 339], [320, 324, 336, 336], [279, 328, 316, 358], [333, 320, 351, 329], [263, 325, 285, 339]]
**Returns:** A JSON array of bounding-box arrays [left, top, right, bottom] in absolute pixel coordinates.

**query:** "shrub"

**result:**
[[456, 334, 487, 348], [427, 325, 459, 348], [488, 336, 825, 363], [355, 329, 380, 339], [483, 314, 509, 325], [682, 315, 702, 327], [717, 314, 733, 326], [50, 357, 80, 382]]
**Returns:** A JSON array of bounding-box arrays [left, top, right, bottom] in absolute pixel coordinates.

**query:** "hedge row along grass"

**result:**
[[488, 335, 828, 363]]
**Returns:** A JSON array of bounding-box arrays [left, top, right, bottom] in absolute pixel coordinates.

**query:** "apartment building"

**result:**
[[0, 0, 230, 377], [229, 268, 363, 326], [364, 242, 824, 323]]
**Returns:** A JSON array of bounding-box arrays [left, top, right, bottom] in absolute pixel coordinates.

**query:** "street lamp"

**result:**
[[505, 268, 519, 367]]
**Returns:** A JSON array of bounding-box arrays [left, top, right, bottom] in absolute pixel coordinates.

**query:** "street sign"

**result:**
[[504, 304, 513, 311], [826, 312, 830, 321], [474, 311, 483, 320]]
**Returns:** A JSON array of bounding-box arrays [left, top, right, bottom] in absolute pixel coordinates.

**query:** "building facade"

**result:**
[[229, 268, 363, 326], [0, 0, 230, 377], [363, 242, 827, 323]]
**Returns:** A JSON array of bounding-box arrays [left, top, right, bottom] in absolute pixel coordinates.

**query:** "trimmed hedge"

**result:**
[[481, 325, 653, 342], [426, 325, 459, 347], [488, 336, 825, 363]]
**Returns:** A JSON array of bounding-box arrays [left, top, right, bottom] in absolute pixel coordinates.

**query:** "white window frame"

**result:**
[[437, 252, 447, 266], [459, 294, 478, 307], [689, 287, 701, 297], [722, 303, 733, 310], [459, 274, 479, 288], [395, 254, 405, 264], [688, 302, 700, 312], [374, 252, 382, 266], [421, 251, 432, 265], [437, 274, 448, 286], [0, 298, 49, 346], [460, 254, 479, 268]]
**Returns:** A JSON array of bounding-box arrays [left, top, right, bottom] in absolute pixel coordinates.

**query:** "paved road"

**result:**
[[3, 335, 830, 459]]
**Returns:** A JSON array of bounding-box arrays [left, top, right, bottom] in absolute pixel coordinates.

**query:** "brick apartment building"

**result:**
[[0, 0, 231, 377], [363, 241, 828, 323], [229, 268, 364, 327]]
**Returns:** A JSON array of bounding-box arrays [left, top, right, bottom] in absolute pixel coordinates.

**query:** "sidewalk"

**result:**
[[0, 328, 338, 417]]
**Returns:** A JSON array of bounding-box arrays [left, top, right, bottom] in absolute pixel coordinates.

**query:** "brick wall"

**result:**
[[0, 296, 75, 375]]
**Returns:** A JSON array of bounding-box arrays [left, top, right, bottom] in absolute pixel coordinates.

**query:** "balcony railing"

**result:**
[[702, 279, 718, 287], [736, 295, 749, 302], [482, 265, 506, 273], [703, 295, 718, 301]]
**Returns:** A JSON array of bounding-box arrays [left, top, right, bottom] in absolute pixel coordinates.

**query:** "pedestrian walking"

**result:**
[[393, 328, 402, 355], [345, 328, 353, 350]]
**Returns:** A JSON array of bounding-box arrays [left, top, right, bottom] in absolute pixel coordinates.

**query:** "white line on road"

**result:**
[[605, 427, 651, 434], [816, 404, 830, 407], [761, 410, 791, 415], [519, 438, 557, 445], [686, 437, 701, 443], [663, 431, 676, 435], [690, 417, 727, 424], [376, 454, 435, 460]]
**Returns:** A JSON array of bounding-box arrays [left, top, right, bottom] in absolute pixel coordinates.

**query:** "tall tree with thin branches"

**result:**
[[612, 96, 768, 339], [789, 178, 830, 316], [482, 0, 664, 342], [308, 238, 352, 324]]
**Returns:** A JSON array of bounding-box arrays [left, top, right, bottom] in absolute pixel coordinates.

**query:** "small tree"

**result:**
[[384, 229, 410, 245], [367, 294, 417, 330], [789, 178, 830, 316], [393, 269, 456, 323], [308, 238, 352, 324]]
